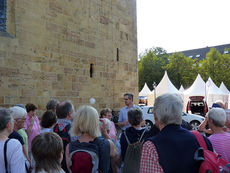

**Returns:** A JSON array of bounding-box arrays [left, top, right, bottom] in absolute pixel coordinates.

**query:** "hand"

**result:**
[[30, 116, 35, 126], [124, 120, 129, 126], [100, 119, 107, 134]]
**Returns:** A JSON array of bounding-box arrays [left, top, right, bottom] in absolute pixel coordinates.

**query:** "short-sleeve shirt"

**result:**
[[9, 130, 24, 146], [0, 139, 26, 173], [17, 128, 28, 154], [209, 132, 230, 162], [118, 104, 140, 130], [25, 115, 40, 152]]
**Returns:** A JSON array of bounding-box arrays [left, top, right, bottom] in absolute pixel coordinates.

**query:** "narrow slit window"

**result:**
[[90, 63, 93, 78], [117, 48, 119, 61]]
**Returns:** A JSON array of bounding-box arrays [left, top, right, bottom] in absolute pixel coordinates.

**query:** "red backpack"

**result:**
[[191, 130, 230, 173]]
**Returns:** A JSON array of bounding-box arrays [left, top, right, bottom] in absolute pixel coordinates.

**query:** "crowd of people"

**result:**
[[0, 93, 230, 173]]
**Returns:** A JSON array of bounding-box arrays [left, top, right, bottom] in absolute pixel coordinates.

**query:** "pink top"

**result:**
[[209, 132, 230, 162], [109, 121, 117, 142], [25, 115, 40, 152]]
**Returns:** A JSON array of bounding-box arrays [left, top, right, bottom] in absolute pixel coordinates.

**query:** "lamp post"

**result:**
[[153, 82, 157, 101]]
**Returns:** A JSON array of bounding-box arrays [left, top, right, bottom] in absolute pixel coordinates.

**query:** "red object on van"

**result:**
[[186, 96, 208, 117]]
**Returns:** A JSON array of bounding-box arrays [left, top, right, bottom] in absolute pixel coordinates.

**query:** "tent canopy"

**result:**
[[155, 71, 179, 97], [184, 74, 205, 96], [219, 82, 229, 95], [139, 83, 151, 96]]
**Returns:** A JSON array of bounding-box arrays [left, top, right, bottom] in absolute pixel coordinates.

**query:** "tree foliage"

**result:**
[[164, 53, 198, 89], [138, 47, 230, 91], [138, 47, 168, 91]]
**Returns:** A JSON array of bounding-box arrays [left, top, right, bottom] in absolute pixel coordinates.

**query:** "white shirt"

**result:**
[[0, 139, 26, 173]]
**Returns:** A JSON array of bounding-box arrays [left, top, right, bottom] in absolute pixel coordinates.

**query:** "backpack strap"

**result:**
[[124, 128, 146, 145], [54, 123, 70, 133], [191, 130, 207, 150], [124, 131, 130, 145], [139, 129, 147, 142], [4, 139, 10, 173]]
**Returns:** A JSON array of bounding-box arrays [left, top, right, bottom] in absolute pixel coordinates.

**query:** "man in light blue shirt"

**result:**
[[118, 93, 139, 131]]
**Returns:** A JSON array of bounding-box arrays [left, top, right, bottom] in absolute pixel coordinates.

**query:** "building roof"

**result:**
[[170, 43, 230, 60]]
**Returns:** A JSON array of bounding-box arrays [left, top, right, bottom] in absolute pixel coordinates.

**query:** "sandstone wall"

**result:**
[[0, 0, 138, 114]]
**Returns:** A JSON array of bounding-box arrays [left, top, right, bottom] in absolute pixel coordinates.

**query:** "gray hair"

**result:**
[[0, 108, 12, 131], [72, 105, 101, 138], [56, 100, 74, 119], [208, 108, 226, 127], [154, 93, 183, 125], [9, 106, 27, 119], [46, 99, 60, 111]]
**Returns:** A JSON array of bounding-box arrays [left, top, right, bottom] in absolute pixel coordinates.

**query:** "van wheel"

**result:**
[[145, 120, 153, 130], [190, 121, 200, 130]]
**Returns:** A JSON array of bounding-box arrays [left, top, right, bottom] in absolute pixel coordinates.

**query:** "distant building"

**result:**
[[170, 43, 230, 60]]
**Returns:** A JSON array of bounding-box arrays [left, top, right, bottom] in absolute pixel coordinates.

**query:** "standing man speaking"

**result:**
[[118, 93, 140, 131]]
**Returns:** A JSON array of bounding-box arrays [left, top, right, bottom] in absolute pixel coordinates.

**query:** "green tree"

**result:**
[[164, 53, 198, 89], [138, 47, 168, 91], [200, 48, 230, 88]]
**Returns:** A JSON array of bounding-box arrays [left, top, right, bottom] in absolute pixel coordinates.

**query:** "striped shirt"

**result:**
[[209, 132, 230, 162]]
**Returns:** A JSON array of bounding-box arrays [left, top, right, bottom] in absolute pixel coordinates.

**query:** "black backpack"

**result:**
[[53, 123, 71, 173]]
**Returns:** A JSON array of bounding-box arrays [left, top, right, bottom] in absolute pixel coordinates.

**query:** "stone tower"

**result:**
[[0, 0, 138, 113]]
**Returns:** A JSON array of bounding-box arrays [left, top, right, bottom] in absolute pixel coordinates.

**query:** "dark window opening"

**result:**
[[0, 0, 7, 32], [90, 64, 93, 78], [117, 48, 119, 61]]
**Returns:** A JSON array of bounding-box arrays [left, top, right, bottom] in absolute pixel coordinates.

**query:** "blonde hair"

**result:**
[[72, 105, 101, 138]]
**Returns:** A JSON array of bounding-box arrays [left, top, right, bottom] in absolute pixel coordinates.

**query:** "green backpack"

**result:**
[[123, 129, 146, 173]]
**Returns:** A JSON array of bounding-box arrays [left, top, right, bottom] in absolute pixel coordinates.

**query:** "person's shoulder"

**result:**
[[120, 106, 127, 111], [7, 138, 22, 148]]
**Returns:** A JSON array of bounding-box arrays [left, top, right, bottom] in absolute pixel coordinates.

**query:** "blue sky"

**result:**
[[137, 0, 230, 55]]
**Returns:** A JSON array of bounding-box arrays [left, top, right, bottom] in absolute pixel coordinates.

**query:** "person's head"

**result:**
[[9, 106, 27, 130], [100, 108, 112, 120], [25, 103, 37, 117], [46, 99, 60, 112], [128, 108, 143, 126], [14, 104, 26, 109], [153, 93, 183, 129], [72, 105, 101, 138], [212, 100, 225, 109], [56, 100, 74, 120], [32, 132, 63, 172], [124, 93, 133, 106], [0, 108, 14, 134], [40, 110, 57, 128], [207, 108, 226, 128]]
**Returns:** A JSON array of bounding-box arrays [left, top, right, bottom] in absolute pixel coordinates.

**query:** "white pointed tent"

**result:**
[[219, 82, 229, 107], [206, 77, 225, 107], [183, 74, 206, 111], [139, 83, 151, 97], [179, 85, 185, 100], [219, 82, 229, 94], [147, 71, 179, 105], [184, 74, 206, 96], [179, 85, 184, 92]]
